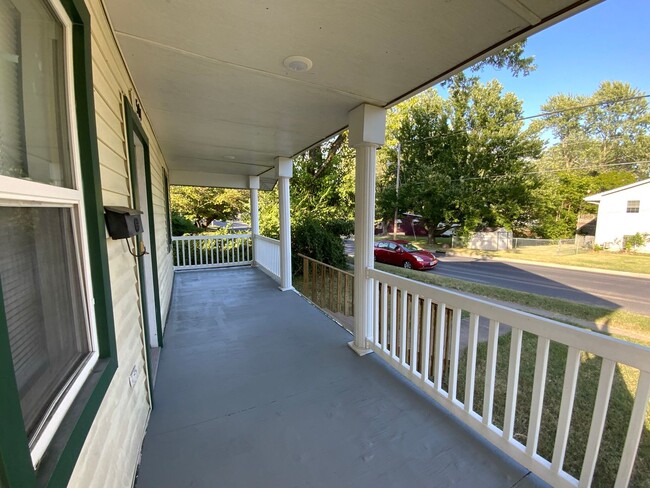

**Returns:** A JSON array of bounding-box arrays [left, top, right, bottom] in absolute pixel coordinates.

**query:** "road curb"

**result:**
[[444, 251, 650, 280]]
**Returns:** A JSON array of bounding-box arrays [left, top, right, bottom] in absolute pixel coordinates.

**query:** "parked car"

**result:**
[[374, 240, 438, 270]]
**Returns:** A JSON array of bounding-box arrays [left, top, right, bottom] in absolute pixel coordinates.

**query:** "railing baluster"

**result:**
[[527, 336, 550, 456], [482, 320, 500, 425], [503, 328, 523, 440], [336, 271, 342, 313], [381, 284, 388, 354], [399, 289, 408, 366], [410, 294, 420, 374], [303, 257, 309, 297], [447, 307, 461, 401], [421, 298, 432, 385], [373, 279, 379, 344], [433, 303, 447, 390], [220, 237, 224, 264], [464, 313, 480, 412], [174, 240, 179, 267], [614, 371, 650, 488], [551, 346, 581, 474], [390, 287, 398, 358], [579, 359, 615, 487]]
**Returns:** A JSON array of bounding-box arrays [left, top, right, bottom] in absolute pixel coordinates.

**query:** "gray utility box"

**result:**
[[104, 206, 144, 240]]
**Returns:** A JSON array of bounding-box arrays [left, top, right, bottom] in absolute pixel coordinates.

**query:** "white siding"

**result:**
[[67, 0, 174, 486], [592, 182, 650, 252]]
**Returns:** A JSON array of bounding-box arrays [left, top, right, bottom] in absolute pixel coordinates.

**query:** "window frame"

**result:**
[[626, 200, 640, 213], [0, 0, 117, 486]]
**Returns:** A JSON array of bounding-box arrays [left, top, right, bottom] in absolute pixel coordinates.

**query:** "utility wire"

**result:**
[[391, 94, 650, 148], [421, 161, 650, 184]]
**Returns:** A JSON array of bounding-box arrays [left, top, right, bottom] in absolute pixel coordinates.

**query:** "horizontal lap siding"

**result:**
[[67, 0, 173, 486]]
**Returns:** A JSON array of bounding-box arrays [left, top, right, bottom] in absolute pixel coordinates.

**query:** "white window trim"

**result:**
[[0, 0, 99, 468]]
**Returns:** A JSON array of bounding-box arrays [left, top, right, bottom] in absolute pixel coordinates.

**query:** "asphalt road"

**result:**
[[431, 255, 650, 315]]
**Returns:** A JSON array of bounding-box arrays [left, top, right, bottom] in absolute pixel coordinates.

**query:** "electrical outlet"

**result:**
[[128, 365, 139, 388]]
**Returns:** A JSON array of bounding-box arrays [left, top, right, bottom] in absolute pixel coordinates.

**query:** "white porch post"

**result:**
[[348, 104, 386, 356], [249, 176, 260, 266], [276, 157, 293, 291]]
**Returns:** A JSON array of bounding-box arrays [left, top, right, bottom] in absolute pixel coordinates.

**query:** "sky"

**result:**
[[467, 0, 650, 121]]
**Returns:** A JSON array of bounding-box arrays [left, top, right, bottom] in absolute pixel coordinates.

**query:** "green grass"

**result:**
[[375, 263, 650, 339], [454, 332, 649, 487], [451, 246, 650, 275]]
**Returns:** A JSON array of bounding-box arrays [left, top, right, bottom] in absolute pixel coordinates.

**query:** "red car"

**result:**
[[374, 240, 438, 270]]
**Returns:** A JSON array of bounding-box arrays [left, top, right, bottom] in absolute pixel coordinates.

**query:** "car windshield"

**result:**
[[400, 243, 420, 252]]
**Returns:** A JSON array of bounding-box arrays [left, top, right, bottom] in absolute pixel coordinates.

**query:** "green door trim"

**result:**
[[124, 96, 164, 401]]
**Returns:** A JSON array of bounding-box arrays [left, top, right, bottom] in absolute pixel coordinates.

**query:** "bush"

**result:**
[[292, 216, 347, 273], [171, 212, 198, 236], [624, 232, 649, 252]]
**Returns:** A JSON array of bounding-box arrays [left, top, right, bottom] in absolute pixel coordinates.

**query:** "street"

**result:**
[[432, 255, 650, 315]]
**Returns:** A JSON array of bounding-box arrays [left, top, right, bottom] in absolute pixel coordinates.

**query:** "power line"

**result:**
[[393, 93, 650, 148], [520, 94, 650, 121], [446, 161, 650, 183]]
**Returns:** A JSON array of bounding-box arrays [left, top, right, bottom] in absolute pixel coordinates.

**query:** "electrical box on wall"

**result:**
[[104, 206, 144, 240]]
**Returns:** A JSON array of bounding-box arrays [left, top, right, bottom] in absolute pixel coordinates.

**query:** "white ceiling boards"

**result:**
[[104, 0, 599, 188]]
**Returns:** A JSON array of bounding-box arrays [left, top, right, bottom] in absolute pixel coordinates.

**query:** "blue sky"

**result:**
[[471, 0, 650, 119]]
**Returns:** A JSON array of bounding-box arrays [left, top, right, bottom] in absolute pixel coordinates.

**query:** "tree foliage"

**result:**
[[170, 186, 249, 229], [531, 81, 650, 175], [529, 82, 649, 237], [377, 80, 542, 239]]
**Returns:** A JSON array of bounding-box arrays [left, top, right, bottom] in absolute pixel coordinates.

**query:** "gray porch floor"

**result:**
[[136, 268, 545, 488]]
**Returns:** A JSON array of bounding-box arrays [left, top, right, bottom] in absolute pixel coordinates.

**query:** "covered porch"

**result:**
[[136, 268, 543, 487]]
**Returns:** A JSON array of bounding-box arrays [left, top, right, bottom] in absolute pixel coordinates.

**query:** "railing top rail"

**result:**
[[253, 234, 281, 245], [368, 267, 650, 371], [172, 233, 252, 241], [298, 253, 354, 277]]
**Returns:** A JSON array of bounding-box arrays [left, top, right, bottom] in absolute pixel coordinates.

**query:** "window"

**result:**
[[627, 200, 640, 213], [0, 0, 98, 468]]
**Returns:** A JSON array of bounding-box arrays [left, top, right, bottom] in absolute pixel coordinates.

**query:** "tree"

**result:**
[[170, 186, 249, 229], [531, 81, 650, 175], [377, 81, 542, 241], [291, 132, 356, 227], [530, 82, 649, 237]]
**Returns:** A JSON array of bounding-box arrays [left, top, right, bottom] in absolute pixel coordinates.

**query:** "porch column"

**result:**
[[276, 157, 293, 291], [348, 104, 386, 356], [249, 176, 260, 266]]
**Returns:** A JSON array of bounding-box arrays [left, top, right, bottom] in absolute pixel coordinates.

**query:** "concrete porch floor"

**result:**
[[136, 268, 545, 488]]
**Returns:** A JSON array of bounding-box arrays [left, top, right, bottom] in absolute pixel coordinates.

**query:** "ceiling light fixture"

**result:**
[[283, 55, 313, 72]]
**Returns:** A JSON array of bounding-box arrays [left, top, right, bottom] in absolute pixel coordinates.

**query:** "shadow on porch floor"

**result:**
[[136, 268, 546, 488]]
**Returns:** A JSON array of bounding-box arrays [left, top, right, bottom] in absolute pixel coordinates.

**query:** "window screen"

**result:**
[[1, 207, 90, 438]]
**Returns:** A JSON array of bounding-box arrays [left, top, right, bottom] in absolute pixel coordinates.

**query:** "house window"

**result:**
[[626, 200, 640, 213], [0, 0, 98, 467]]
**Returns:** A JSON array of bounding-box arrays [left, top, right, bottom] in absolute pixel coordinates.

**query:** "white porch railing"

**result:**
[[366, 268, 650, 488], [172, 234, 252, 269], [253, 234, 281, 282]]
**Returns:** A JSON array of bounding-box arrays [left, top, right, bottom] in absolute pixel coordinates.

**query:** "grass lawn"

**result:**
[[451, 246, 650, 275], [454, 332, 649, 487]]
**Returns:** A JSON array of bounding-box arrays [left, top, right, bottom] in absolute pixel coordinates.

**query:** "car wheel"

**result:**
[[403, 261, 412, 269]]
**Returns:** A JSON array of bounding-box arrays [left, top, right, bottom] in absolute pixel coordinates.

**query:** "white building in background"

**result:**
[[584, 178, 650, 252]]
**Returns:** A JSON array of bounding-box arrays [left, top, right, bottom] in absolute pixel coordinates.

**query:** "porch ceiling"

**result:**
[[103, 0, 599, 189]]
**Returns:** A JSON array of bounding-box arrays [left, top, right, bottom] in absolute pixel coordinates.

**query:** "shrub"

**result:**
[[171, 211, 198, 236], [292, 216, 347, 273]]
